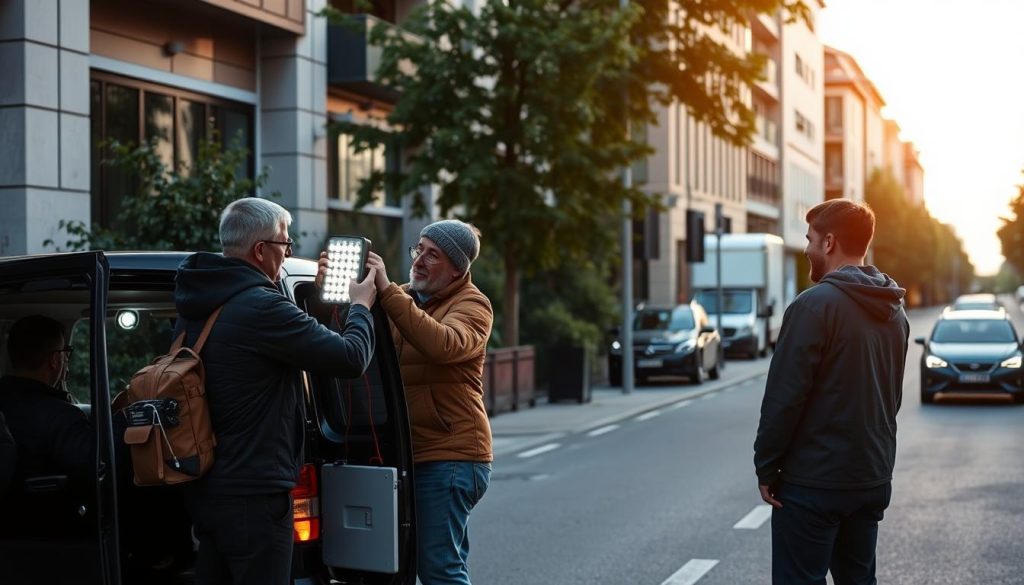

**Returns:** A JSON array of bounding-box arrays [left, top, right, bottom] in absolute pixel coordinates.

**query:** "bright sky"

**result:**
[[819, 0, 1024, 276]]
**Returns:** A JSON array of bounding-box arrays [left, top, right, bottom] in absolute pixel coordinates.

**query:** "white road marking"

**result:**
[[733, 504, 773, 530], [636, 410, 661, 422], [701, 393, 717, 401], [668, 399, 694, 410], [660, 559, 719, 585], [516, 443, 561, 458], [587, 424, 620, 437]]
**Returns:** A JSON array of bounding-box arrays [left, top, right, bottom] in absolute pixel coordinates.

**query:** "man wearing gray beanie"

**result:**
[[319, 218, 493, 585]]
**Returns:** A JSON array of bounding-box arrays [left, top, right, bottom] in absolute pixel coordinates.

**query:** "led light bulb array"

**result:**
[[321, 236, 369, 304]]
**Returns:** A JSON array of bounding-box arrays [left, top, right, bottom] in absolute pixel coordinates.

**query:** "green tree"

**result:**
[[48, 135, 269, 252], [327, 0, 806, 346], [997, 172, 1024, 278], [47, 135, 273, 396], [866, 168, 974, 305]]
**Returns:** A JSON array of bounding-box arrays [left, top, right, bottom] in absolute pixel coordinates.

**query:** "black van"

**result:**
[[0, 251, 417, 584]]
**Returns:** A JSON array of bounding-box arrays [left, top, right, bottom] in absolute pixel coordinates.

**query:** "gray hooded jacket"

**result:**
[[754, 265, 910, 489]]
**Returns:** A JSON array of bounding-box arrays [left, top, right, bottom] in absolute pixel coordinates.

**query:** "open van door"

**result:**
[[285, 275, 417, 585], [0, 252, 120, 584]]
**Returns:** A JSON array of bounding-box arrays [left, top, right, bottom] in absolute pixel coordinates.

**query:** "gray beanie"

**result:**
[[420, 219, 480, 273]]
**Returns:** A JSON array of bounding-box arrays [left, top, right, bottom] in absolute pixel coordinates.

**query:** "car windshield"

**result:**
[[694, 291, 752, 314], [931, 319, 1016, 343], [634, 307, 695, 332]]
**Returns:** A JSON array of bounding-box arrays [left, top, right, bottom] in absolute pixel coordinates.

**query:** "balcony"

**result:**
[[328, 14, 415, 102], [750, 11, 780, 41], [200, 0, 305, 35], [754, 58, 779, 102]]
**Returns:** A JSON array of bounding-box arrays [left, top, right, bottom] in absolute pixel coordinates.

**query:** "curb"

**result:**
[[577, 367, 769, 434], [492, 365, 769, 457]]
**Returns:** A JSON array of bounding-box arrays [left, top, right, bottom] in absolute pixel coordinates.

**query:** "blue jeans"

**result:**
[[414, 461, 491, 585], [771, 481, 892, 585]]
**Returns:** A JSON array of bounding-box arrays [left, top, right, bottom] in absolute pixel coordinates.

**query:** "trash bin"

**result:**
[[547, 346, 590, 404]]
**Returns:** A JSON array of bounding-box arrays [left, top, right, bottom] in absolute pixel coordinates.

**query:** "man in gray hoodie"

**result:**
[[754, 198, 909, 585]]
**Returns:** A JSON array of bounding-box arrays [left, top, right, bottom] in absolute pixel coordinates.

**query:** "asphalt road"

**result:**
[[468, 298, 1024, 584]]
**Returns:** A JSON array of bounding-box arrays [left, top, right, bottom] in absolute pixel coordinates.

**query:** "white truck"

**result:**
[[691, 233, 786, 358]]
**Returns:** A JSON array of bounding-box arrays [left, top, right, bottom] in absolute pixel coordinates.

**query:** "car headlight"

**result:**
[[675, 339, 697, 353], [736, 326, 753, 337], [1000, 355, 1022, 368], [925, 355, 948, 368]]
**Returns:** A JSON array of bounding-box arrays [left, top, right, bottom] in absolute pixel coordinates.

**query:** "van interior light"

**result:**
[[116, 310, 139, 330], [321, 236, 370, 305]]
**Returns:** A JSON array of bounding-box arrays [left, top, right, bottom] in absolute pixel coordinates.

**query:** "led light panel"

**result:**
[[321, 236, 370, 304]]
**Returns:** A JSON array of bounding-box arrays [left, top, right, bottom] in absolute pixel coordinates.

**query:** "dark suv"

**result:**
[[0, 251, 417, 584]]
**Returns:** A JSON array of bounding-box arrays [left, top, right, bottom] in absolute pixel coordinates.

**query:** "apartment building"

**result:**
[[824, 45, 926, 210], [903, 141, 924, 206], [778, 0, 824, 297], [823, 45, 885, 203], [747, 10, 783, 238], [639, 20, 750, 305], [0, 0, 429, 271]]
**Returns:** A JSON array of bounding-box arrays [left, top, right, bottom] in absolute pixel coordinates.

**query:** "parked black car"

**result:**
[[608, 301, 722, 386], [0, 252, 417, 584], [915, 309, 1024, 404]]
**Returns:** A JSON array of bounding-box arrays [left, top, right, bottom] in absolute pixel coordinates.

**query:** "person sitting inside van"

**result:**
[[0, 315, 95, 536]]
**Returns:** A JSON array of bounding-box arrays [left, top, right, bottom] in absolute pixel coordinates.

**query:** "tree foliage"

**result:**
[[866, 168, 973, 305], [997, 172, 1024, 278], [48, 135, 268, 252], [327, 0, 805, 346]]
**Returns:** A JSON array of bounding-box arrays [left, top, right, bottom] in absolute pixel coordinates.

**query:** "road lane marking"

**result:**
[[636, 410, 661, 422], [517, 443, 561, 458], [660, 559, 719, 585], [668, 399, 694, 410], [701, 393, 717, 401], [587, 424, 620, 437], [733, 504, 773, 530]]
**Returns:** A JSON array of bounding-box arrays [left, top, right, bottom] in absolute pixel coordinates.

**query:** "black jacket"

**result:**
[[754, 265, 909, 490], [174, 253, 374, 495], [0, 376, 95, 486]]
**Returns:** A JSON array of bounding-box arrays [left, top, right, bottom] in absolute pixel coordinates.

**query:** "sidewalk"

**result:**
[[489, 357, 772, 457]]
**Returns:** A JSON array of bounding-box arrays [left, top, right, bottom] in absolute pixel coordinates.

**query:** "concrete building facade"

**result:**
[[639, 20, 750, 305], [778, 1, 824, 297], [0, 0, 430, 274]]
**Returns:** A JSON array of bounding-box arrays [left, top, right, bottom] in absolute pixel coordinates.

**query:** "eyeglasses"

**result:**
[[408, 246, 443, 266], [260, 239, 293, 255], [54, 346, 73, 357]]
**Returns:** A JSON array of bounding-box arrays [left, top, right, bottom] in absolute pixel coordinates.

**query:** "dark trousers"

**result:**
[[186, 490, 294, 585], [771, 481, 892, 585]]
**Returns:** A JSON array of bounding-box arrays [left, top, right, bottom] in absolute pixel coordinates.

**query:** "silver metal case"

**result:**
[[321, 464, 399, 574]]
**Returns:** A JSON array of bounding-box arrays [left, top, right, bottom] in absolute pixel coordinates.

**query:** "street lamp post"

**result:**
[[620, 0, 633, 395]]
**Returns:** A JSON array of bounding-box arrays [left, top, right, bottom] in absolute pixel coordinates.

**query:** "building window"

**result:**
[[329, 131, 401, 209], [795, 54, 803, 77], [794, 110, 815, 140], [825, 143, 843, 190], [90, 73, 254, 229], [825, 96, 843, 134]]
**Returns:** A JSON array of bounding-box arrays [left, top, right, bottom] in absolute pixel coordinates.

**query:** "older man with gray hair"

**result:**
[[321, 218, 493, 585], [174, 197, 379, 584]]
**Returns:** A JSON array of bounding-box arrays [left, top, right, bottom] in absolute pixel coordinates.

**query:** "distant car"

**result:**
[[915, 309, 1024, 404], [608, 301, 722, 386], [948, 293, 1002, 312]]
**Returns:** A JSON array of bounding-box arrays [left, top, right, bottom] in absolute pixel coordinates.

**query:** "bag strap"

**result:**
[[170, 305, 225, 353]]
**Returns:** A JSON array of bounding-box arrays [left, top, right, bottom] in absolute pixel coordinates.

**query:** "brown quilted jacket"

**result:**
[[379, 273, 493, 463]]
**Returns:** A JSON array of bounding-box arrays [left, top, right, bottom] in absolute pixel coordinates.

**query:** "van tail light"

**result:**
[[292, 464, 320, 542]]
